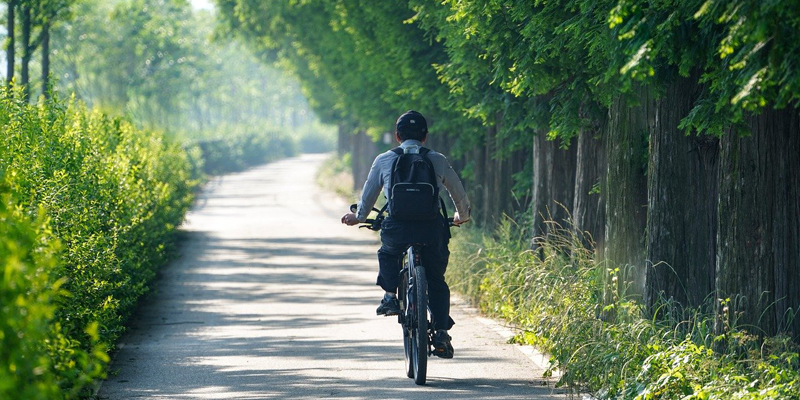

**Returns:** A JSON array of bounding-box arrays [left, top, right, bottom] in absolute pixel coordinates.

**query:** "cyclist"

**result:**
[[341, 110, 471, 358]]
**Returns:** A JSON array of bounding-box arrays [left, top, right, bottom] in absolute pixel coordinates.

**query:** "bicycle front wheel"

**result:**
[[401, 271, 414, 379], [412, 265, 428, 385]]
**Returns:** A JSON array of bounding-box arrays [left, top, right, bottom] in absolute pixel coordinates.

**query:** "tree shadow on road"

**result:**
[[101, 229, 565, 399]]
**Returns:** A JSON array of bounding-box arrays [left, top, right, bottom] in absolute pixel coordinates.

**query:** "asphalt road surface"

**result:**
[[99, 154, 564, 399]]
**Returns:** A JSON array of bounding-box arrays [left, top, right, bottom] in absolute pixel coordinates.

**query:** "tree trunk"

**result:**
[[350, 130, 377, 192], [337, 122, 348, 156], [532, 132, 552, 241], [425, 129, 465, 179], [482, 123, 513, 227], [550, 139, 577, 229], [20, 3, 30, 99], [532, 133, 577, 243], [510, 144, 529, 213], [479, 119, 526, 228], [469, 135, 486, 226], [716, 106, 800, 340], [41, 22, 50, 98], [5, 0, 15, 85], [646, 75, 719, 314], [604, 88, 653, 303], [351, 130, 363, 192], [573, 124, 606, 252], [481, 124, 493, 226]]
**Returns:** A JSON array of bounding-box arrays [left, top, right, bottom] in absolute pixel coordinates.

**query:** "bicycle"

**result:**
[[350, 203, 454, 385]]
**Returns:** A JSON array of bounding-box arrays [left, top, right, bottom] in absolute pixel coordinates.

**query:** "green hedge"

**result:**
[[292, 122, 336, 154], [0, 89, 195, 398], [449, 220, 800, 400], [192, 130, 296, 175]]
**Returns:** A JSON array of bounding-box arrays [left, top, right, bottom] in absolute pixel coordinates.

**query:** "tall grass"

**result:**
[[448, 216, 800, 399], [315, 152, 356, 199], [0, 88, 195, 397]]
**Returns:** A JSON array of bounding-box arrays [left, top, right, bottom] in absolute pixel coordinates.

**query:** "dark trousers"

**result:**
[[376, 215, 455, 330]]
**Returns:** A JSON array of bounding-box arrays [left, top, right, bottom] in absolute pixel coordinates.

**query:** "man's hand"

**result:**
[[341, 212, 360, 226], [453, 211, 469, 226]]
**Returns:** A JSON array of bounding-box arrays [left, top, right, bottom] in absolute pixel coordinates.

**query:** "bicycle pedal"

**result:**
[[432, 348, 454, 359], [377, 310, 400, 317]]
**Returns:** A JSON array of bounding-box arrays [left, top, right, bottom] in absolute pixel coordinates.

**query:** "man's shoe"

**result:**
[[432, 330, 454, 358], [376, 297, 401, 316]]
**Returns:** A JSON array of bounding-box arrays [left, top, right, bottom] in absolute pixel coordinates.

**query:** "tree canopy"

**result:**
[[216, 0, 800, 140]]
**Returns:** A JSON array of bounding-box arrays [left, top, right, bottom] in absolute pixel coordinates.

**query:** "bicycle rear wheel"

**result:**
[[412, 265, 428, 385]]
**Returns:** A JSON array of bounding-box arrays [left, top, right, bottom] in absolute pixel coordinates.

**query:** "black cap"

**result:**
[[395, 110, 428, 135]]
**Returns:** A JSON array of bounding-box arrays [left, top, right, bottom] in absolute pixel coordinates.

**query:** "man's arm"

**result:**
[[437, 155, 471, 223], [355, 154, 384, 223]]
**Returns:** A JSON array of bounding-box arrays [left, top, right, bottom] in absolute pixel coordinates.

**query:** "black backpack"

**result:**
[[388, 147, 439, 221]]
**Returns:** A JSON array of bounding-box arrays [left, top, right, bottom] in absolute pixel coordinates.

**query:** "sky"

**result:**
[[190, 0, 215, 11]]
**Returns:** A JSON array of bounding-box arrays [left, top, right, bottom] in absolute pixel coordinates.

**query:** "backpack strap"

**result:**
[[389, 147, 403, 177], [379, 200, 389, 215], [388, 148, 403, 202]]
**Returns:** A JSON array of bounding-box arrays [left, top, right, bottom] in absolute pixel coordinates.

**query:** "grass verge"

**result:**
[[449, 217, 800, 399], [316, 152, 356, 199]]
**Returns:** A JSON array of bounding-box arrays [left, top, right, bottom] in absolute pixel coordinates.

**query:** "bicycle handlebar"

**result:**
[[351, 202, 458, 231], [360, 218, 457, 230], [359, 217, 383, 231]]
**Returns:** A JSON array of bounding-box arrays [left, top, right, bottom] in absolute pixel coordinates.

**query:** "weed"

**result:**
[[449, 215, 800, 399]]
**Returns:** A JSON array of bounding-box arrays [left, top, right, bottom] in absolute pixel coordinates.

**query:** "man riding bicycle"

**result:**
[[341, 110, 471, 359]]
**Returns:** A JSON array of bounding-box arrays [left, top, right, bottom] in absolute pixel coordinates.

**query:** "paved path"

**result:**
[[99, 154, 563, 399]]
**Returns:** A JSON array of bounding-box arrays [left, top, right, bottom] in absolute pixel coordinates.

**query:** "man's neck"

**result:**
[[400, 139, 423, 148]]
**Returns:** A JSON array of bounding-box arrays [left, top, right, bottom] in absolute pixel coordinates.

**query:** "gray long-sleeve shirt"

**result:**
[[356, 140, 471, 223]]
